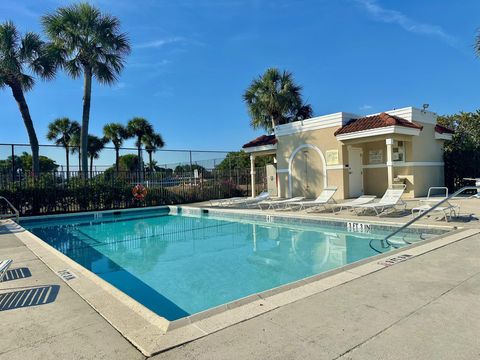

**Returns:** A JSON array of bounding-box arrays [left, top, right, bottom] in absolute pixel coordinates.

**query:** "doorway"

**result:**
[[348, 148, 363, 198]]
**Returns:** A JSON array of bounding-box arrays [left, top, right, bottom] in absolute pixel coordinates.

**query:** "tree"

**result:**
[[103, 123, 128, 172], [243, 68, 313, 133], [42, 3, 131, 177], [18, 152, 58, 173], [87, 135, 107, 176], [46, 117, 80, 180], [126, 117, 154, 177], [0, 21, 60, 175], [142, 133, 165, 172], [437, 111, 480, 189], [215, 150, 274, 171]]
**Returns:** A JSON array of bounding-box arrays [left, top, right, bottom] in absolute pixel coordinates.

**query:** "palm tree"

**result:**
[[126, 117, 154, 178], [243, 68, 313, 133], [69, 132, 81, 173], [103, 123, 128, 172], [46, 117, 80, 180], [87, 135, 106, 176], [0, 21, 60, 175], [142, 133, 165, 172], [42, 3, 131, 177]]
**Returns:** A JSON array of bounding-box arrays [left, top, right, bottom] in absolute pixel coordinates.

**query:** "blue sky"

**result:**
[[1, 0, 480, 164]]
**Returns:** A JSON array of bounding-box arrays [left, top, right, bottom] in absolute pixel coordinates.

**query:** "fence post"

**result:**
[[189, 151, 193, 186], [11, 144, 15, 182]]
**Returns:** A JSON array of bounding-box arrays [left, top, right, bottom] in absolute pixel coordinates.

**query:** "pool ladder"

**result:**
[[382, 186, 480, 248], [0, 196, 19, 223]]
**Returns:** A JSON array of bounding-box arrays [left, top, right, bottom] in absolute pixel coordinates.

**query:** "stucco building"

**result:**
[[242, 106, 453, 199]]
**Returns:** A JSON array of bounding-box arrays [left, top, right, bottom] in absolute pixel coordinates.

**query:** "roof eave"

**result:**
[[335, 125, 422, 141], [243, 144, 277, 154]]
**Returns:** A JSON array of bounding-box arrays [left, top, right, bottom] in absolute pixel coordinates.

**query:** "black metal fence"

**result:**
[[0, 167, 267, 216], [0, 143, 233, 174]]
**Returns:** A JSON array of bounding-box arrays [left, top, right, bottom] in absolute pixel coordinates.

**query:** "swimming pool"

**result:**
[[21, 207, 445, 321]]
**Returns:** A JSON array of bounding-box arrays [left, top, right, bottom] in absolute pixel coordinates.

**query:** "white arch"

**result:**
[[288, 144, 328, 197]]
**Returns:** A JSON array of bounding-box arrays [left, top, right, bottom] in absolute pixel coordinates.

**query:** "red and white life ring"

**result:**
[[132, 184, 148, 201]]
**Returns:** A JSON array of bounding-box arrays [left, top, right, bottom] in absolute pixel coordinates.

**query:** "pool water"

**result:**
[[21, 208, 437, 320]]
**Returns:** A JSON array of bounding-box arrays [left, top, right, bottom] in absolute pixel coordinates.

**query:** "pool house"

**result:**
[[243, 106, 454, 199]]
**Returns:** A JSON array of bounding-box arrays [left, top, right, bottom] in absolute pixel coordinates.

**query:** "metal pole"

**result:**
[[11, 144, 15, 182], [189, 151, 193, 186], [384, 185, 480, 244]]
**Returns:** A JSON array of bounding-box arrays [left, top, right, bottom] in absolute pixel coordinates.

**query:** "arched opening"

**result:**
[[289, 145, 326, 198]]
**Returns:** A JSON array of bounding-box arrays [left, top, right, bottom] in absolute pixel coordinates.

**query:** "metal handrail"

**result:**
[[0, 196, 19, 222], [384, 186, 480, 245]]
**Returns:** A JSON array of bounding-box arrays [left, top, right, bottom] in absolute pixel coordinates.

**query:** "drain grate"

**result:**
[[378, 254, 413, 267], [57, 269, 77, 281]]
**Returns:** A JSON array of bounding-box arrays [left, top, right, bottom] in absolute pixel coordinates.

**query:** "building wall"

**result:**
[[276, 126, 347, 199], [411, 123, 445, 162], [273, 108, 447, 199]]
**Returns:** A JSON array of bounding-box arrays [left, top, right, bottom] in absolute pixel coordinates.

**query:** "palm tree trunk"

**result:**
[[81, 67, 93, 178], [115, 147, 120, 173], [137, 141, 143, 183], [8, 81, 40, 176], [148, 151, 153, 172], [90, 156, 93, 178], [65, 148, 70, 181]]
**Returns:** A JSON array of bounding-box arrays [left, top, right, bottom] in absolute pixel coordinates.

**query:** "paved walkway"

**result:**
[[0, 228, 144, 360], [154, 233, 480, 360], [1, 223, 480, 359]]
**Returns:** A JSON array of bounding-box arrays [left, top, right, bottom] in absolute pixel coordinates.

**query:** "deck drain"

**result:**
[[57, 269, 77, 281], [378, 254, 413, 267]]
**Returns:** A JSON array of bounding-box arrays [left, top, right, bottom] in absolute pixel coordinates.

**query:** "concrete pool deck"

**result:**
[[1, 199, 480, 359]]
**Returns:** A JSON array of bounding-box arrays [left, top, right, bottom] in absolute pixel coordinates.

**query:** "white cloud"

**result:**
[[353, 0, 456, 46], [359, 104, 372, 110], [135, 37, 186, 49]]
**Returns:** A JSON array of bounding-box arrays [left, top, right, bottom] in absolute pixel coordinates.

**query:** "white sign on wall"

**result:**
[[368, 149, 383, 164], [326, 149, 339, 165]]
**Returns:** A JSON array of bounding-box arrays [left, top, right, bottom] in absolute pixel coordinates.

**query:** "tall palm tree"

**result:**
[[46, 117, 80, 180], [0, 21, 60, 175], [243, 68, 313, 133], [87, 135, 106, 176], [69, 132, 81, 173], [142, 133, 165, 172], [126, 117, 154, 178], [42, 3, 131, 177], [103, 123, 128, 172]]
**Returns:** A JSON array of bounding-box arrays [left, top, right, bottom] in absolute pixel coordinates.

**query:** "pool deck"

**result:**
[[1, 198, 480, 359]]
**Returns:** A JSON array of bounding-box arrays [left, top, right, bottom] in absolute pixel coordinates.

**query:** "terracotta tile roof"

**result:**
[[334, 112, 423, 136], [435, 124, 454, 134], [242, 134, 277, 148]]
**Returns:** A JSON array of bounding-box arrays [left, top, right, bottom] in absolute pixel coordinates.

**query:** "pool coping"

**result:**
[[6, 209, 479, 356]]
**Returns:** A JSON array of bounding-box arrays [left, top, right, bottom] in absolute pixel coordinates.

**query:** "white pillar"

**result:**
[[386, 138, 394, 188], [250, 154, 256, 198]]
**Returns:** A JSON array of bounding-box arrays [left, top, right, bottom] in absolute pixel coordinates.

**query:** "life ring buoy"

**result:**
[[132, 184, 148, 201]]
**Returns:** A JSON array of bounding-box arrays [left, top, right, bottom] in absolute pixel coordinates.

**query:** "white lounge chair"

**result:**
[[238, 192, 271, 208], [411, 187, 459, 222], [0, 259, 13, 282], [335, 195, 377, 212], [352, 186, 406, 216], [258, 196, 305, 210], [287, 187, 338, 212], [209, 197, 245, 206]]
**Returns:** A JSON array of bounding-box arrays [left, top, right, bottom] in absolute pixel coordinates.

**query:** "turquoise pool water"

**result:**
[[21, 208, 441, 320]]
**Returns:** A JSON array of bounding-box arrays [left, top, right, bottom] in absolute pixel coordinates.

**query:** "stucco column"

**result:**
[[386, 138, 394, 188], [250, 153, 256, 198]]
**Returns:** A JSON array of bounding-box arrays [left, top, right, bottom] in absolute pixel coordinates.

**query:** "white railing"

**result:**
[[384, 186, 480, 245], [0, 197, 19, 222]]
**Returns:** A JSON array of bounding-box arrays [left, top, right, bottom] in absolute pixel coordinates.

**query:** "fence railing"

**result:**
[[0, 143, 234, 175], [0, 167, 267, 216]]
